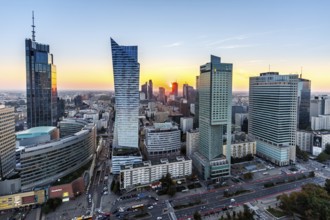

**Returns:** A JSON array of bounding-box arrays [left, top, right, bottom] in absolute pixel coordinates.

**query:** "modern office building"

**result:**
[[194, 76, 200, 128], [144, 122, 181, 160], [141, 82, 148, 99], [111, 38, 140, 148], [297, 78, 311, 129], [58, 118, 90, 137], [186, 129, 199, 158], [19, 124, 96, 190], [192, 55, 232, 180], [172, 82, 178, 97], [296, 130, 313, 153], [310, 95, 328, 119], [148, 79, 153, 100], [158, 87, 166, 104], [25, 15, 57, 128], [249, 72, 298, 166], [311, 115, 330, 130], [235, 113, 248, 128], [119, 157, 192, 189], [180, 117, 194, 133], [0, 106, 16, 179]]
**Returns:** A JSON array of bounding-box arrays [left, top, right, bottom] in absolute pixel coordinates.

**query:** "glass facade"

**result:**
[[25, 39, 57, 128], [297, 78, 311, 130], [111, 38, 140, 148]]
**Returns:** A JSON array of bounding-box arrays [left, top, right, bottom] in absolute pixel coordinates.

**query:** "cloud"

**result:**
[[216, 44, 257, 49], [206, 35, 249, 46], [163, 42, 182, 48]]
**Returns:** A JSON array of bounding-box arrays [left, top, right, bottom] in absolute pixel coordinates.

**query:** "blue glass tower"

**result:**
[[111, 38, 140, 148], [26, 13, 57, 128]]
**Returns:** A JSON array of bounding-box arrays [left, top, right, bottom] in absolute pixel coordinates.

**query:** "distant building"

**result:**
[[179, 99, 190, 117], [192, 55, 232, 180], [186, 129, 199, 158], [310, 95, 328, 119], [180, 117, 194, 134], [297, 78, 311, 129], [58, 118, 89, 137], [249, 72, 298, 166], [172, 82, 178, 97], [223, 141, 256, 159], [141, 82, 148, 99], [148, 79, 153, 100], [158, 87, 166, 104], [144, 122, 181, 160], [312, 132, 330, 156], [119, 157, 192, 189], [232, 106, 245, 124], [0, 106, 16, 179], [296, 130, 313, 153], [311, 115, 330, 130], [235, 113, 248, 128], [111, 147, 142, 174]]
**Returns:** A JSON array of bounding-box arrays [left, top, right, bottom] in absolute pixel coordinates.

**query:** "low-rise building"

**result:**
[[111, 147, 142, 174], [119, 156, 192, 189], [312, 132, 330, 156]]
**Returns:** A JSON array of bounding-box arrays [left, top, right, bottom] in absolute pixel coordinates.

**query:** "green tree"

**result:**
[[193, 211, 202, 220], [325, 179, 330, 194], [316, 152, 330, 163], [324, 144, 330, 154], [167, 185, 176, 197]]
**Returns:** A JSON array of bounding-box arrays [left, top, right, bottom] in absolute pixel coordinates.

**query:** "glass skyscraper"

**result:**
[[249, 72, 298, 166], [297, 78, 311, 130], [25, 39, 58, 128], [193, 55, 232, 180], [111, 38, 140, 148]]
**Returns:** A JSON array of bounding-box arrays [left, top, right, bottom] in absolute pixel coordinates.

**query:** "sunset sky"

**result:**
[[0, 0, 329, 92]]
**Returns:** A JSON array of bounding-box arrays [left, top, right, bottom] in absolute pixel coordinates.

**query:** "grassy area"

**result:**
[[53, 160, 92, 186], [267, 207, 286, 218], [224, 189, 251, 197]]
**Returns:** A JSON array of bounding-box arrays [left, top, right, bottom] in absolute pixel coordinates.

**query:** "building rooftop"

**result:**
[[112, 147, 141, 157], [120, 156, 190, 170], [16, 126, 57, 139]]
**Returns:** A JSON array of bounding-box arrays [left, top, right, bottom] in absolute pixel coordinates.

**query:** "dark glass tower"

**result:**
[[297, 78, 311, 130], [25, 14, 57, 128]]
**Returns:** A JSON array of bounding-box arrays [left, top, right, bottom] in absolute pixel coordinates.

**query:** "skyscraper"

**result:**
[[141, 82, 148, 98], [183, 83, 188, 99], [158, 87, 166, 103], [0, 106, 16, 179], [192, 55, 232, 180], [148, 79, 153, 100], [249, 72, 298, 166], [297, 78, 311, 130], [111, 38, 140, 148], [26, 13, 57, 128], [172, 82, 178, 97]]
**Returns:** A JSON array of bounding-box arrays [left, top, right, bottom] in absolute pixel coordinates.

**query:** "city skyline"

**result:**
[[0, 1, 329, 92]]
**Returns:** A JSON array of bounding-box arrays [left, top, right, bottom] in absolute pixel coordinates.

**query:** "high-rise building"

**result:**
[[183, 83, 188, 99], [172, 82, 178, 97], [192, 55, 232, 180], [141, 82, 148, 98], [0, 106, 16, 179], [148, 79, 153, 100], [194, 76, 200, 128], [26, 13, 57, 128], [158, 87, 166, 104], [249, 72, 298, 166], [111, 38, 140, 148], [310, 95, 328, 119], [297, 78, 311, 129]]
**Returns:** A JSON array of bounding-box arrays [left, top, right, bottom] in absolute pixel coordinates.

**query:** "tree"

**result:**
[[167, 186, 176, 197], [325, 144, 330, 154], [193, 211, 202, 220], [325, 179, 330, 194], [243, 172, 253, 180], [242, 204, 254, 220], [316, 152, 330, 163]]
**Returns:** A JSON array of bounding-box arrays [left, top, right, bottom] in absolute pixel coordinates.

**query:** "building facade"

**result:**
[[297, 78, 311, 129], [311, 115, 330, 130], [119, 157, 192, 189], [312, 132, 330, 156], [111, 38, 140, 148], [111, 147, 142, 174], [249, 72, 298, 166], [144, 122, 181, 159], [25, 37, 57, 128], [296, 130, 313, 153], [180, 117, 194, 134], [223, 141, 256, 159], [193, 55, 232, 180], [0, 106, 16, 179], [19, 124, 96, 190], [186, 129, 199, 158], [172, 82, 178, 97]]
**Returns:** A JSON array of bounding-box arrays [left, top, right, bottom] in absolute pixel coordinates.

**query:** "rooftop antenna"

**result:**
[[300, 66, 303, 78], [32, 11, 36, 41]]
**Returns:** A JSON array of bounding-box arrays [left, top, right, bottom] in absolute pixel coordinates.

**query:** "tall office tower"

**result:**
[[310, 95, 328, 119], [297, 78, 311, 130], [183, 83, 188, 99], [148, 79, 153, 100], [26, 13, 57, 128], [158, 87, 166, 104], [141, 82, 148, 98], [187, 86, 196, 103], [192, 55, 232, 180], [0, 106, 16, 179], [111, 38, 140, 148], [249, 72, 298, 166], [194, 76, 200, 128], [172, 82, 178, 97]]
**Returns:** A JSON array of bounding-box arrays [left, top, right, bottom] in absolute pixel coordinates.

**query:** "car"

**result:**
[[104, 191, 109, 195], [148, 206, 153, 210], [157, 217, 162, 220]]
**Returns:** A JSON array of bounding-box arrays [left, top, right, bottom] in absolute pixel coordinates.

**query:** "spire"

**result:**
[[32, 11, 36, 41]]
